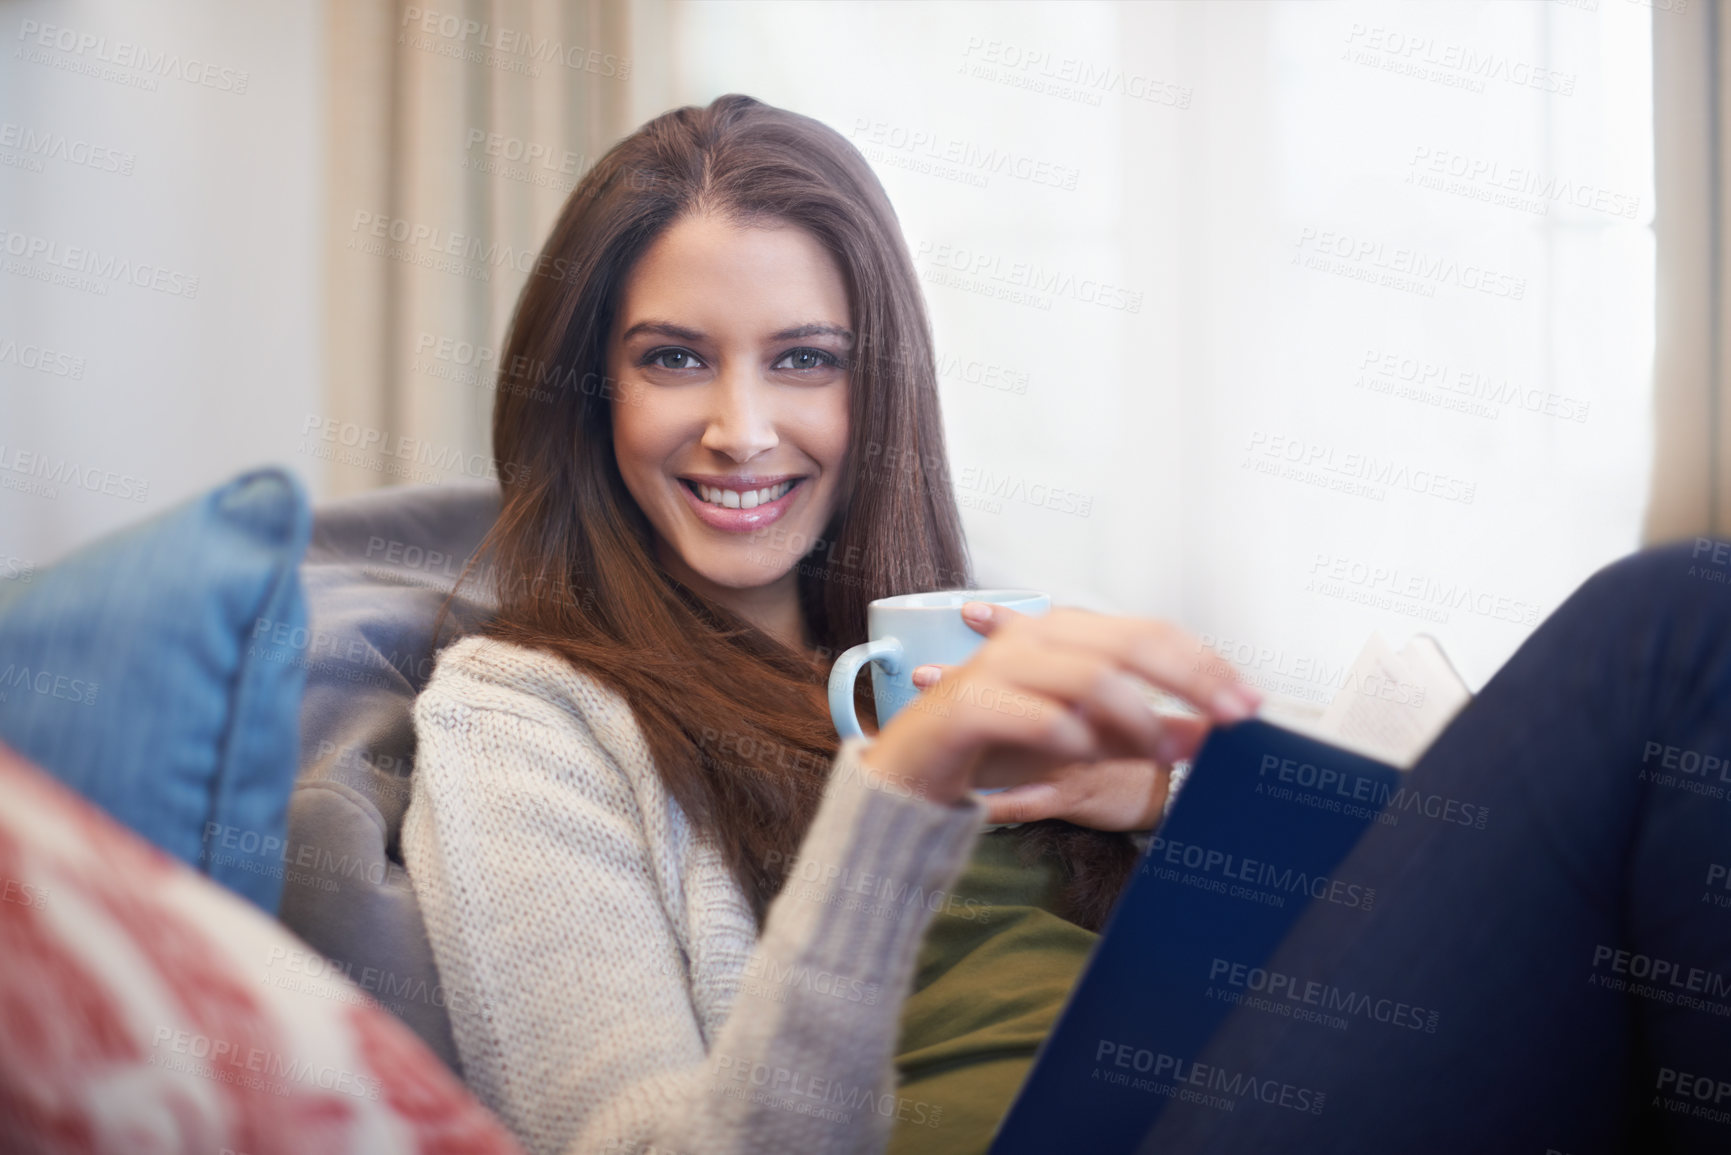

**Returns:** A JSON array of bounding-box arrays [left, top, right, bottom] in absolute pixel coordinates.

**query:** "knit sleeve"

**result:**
[[400, 642, 987, 1155]]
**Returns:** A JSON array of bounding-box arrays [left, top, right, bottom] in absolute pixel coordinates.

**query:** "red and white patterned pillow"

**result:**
[[0, 739, 525, 1155]]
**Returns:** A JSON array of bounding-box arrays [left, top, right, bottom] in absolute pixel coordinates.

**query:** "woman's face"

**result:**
[[608, 212, 852, 603]]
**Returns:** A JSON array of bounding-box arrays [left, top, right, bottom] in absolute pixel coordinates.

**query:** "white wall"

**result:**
[[0, 1, 325, 570]]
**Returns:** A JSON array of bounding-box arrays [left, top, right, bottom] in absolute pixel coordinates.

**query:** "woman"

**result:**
[[407, 92, 1731, 1155], [406, 92, 1253, 1155]]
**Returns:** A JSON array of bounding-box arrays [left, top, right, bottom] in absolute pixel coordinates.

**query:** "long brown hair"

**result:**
[[451, 93, 1136, 930]]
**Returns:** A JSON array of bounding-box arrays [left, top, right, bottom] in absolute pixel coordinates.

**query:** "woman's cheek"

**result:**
[[802, 395, 851, 513]]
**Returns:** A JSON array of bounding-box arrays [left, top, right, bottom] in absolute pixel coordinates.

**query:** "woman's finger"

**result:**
[[870, 606, 1255, 801], [910, 663, 952, 689], [961, 599, 1023, 637], [982, 781, 1063, 824], [979, 604, 1262, 724], [1152, 712, 1214, 764], [979, 758, 1171, 830], [955, 646, 1177, 764]]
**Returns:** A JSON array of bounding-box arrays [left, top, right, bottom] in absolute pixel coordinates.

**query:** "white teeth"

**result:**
[[693, 480, 794, 510]]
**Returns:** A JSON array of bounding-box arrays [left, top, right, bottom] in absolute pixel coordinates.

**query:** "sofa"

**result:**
[[275, 477, 501, 1073]]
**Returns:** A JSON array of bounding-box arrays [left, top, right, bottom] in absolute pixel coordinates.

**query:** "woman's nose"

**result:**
[[699, 368, 779, 462]]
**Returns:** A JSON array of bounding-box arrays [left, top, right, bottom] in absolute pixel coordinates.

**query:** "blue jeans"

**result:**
[[1142, 541, 1731, 1154]]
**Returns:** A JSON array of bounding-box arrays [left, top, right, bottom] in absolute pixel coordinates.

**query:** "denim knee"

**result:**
[[1565, 538, 1731, 615]]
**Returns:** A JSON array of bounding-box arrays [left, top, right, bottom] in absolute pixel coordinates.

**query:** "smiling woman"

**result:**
[[402, 93, 1246, 1155]]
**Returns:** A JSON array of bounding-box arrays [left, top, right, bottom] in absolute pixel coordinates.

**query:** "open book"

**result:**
[[1146, 631, 1473, 820], [992, 638, 1476, 1153], [1249, 631, 1472, 769]]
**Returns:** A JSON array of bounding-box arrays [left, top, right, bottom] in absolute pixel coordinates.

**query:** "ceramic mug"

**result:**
[[827, 589, 1051, 740]]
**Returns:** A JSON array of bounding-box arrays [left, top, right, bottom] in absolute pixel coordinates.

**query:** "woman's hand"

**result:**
[[921, 673, 1211, 830], [980, 758, 1172, 830], [857, 601, 1259, 808]]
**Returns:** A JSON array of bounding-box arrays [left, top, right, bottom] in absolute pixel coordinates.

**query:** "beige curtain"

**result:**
[[1646, 0, 1731, 542], [322, 0, 652, 497]]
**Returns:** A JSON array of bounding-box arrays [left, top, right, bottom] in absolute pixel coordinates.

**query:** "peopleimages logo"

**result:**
[[299, 415, 529, 485], [1092, 1038, 1326, 1114], [1194, 635, 1416, 707], [1309, 552, 1543, 626], [464, 128, 591, 176], [1407, 146, 1640, 220], [0, 444, 148, 502], [0, 121, 135, 175], [849, 118, 1081, 191], [0, 664, 99, 707], [15, 19, 250, 93], [739, 956, 882, 1007], [959, 37, 1192, 109], [1354, 347, 1591, 424], [1143, 834, 1376, 911], [398, 7, 630, 78], [0, 336, 85, 379], [1206, 957, 1440, 1033], [1294, 227, 1526, 301], [1589, 944, 1731, 1012], [1342, 23, 1576, 95], [1243, 430, 1477, 505], [909, 239, 1144, 313], [149, 1029, 380, 1102], [1257, 753, 1490, 830], [0, 228, 199, 299]]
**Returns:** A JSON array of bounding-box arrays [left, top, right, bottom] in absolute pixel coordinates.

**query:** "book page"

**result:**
[[1310, 631, 1472, 768], [1401, 634, 1472, 707], [1253, 693, 1328, 734], [1146, 629, 1471, 821]]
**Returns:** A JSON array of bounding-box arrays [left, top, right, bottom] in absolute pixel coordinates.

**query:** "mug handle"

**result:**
[[827, 638, 906, 739]]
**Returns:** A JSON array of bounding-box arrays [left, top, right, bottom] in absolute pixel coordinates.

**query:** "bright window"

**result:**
[[668, 0, 1653, 689]]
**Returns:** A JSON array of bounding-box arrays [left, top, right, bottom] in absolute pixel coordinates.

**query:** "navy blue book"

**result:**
[[987, 717, 1406, 1155]]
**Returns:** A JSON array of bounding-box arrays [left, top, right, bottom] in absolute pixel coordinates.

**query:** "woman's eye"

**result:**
[[645, 348, 701, 370], [775, 347, 840, 372]]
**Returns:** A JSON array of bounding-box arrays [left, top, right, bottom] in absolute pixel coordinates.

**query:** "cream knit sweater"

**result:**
[[401, 634, 988, 1155]]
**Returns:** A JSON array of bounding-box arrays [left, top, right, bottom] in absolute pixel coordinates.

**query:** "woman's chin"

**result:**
[[682, 550, 803, 594]]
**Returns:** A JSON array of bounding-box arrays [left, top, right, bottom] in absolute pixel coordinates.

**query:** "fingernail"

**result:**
[[961, 601, 993, 624], [911, 664, 939, 687], [1155, 731, 1188, 764]]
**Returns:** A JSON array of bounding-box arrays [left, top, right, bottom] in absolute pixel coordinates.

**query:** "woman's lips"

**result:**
[[677, 477, 806, 532]]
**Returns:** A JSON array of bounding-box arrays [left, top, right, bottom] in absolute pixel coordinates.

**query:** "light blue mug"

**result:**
[[827, 589, 1051, 740]]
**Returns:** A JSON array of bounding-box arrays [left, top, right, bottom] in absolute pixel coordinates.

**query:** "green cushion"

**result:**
[[890, 829, 1098, 1155]]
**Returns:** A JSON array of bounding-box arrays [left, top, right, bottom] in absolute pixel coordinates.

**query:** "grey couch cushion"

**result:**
[[276, 479, 499, 1074]]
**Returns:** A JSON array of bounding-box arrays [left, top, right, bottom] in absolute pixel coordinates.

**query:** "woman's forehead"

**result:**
[[616, 215, 851, 333]]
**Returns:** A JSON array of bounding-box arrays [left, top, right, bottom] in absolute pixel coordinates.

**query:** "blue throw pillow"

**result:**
[[0, 466, 312, 912]]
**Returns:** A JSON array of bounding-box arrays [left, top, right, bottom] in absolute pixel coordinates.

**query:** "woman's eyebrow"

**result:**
[[617, 319, 854, 344], [618, 319, 705, 343], [768, 323, 854, 343]]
